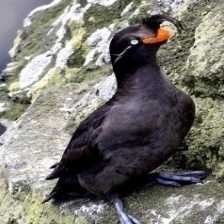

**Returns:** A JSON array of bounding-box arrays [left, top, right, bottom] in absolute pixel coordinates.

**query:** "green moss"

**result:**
[[158, 0, 213, 86], [184, 98, 224, 170], [166, 97, 224, 179], [67, 46, 86, 68], [31, 62, 111, 100], [0, 102, 29, 121], [65, 66, 112, 134], [4, 0, 71, 91], [152, 0, 224, 178], [78, 0, 88, 7], [83, 0, 141, 35], [182, 2, 224, 98], [14, 0, 70, 61], [0, 85, 9, 102], [30, 68, 68, 101], [66, 26, 88, 68], [63, 22, 88, 68], [129, 1, 156, 24], [100, 177, 224, 224], [0, 184, 78, 224], [8, 81, 20, 93], [0, 169, 88, 224], [214, 163, 224, 181], [67, 64, 112, 84], [5, 60, 27, 85]]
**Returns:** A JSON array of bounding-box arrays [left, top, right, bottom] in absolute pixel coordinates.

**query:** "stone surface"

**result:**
[[84, 27, 113, 66], [0, 0, 224, 223], [101, 179, 224, 224], [19, 52, 53, 89], [0, 102, 8, 113], [185, 2, 224, 97]]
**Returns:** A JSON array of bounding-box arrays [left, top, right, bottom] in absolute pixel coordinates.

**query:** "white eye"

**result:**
[[130, 39, 139, 45]]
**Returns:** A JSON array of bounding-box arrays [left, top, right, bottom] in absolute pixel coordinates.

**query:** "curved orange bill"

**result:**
[[142, 26, 174, 44]]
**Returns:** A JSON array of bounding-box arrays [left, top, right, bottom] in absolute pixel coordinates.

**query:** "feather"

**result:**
[[142, 14, 183, 32]]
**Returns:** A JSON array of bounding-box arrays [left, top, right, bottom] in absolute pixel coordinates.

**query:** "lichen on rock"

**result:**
[[185, 3, 224, 97]]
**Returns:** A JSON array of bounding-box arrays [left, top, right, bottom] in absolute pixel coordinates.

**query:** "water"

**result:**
[[0, 0, 52, 73]]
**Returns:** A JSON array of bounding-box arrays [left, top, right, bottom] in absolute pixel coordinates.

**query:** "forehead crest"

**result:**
[[142, 14, 183, 32]]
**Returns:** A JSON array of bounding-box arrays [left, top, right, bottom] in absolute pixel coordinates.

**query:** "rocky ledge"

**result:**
[[0, 0, 224, 223]]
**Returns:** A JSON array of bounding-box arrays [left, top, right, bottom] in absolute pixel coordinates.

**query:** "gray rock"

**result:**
[[186, 2, 224, 97], [0, 102, 9, 113], [0, 85, 80, 192]]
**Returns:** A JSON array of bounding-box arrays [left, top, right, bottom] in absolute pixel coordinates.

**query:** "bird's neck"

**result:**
[[113, 53, 158, 81], [115, 62, 168, 95]]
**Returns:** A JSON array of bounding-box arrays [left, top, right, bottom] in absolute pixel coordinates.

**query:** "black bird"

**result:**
[[45, 15, 207, 224], [0, 123, 6, 136]]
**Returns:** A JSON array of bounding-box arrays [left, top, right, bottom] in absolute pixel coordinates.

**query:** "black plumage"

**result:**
[[0, 123, 6, 136], [45, 15, 206, 223]]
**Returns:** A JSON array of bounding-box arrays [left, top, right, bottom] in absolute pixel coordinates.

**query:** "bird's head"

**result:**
[[110, 15, 182, 75]]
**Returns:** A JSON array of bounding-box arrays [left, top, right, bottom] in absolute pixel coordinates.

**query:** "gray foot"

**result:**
[[114, 197, 141, 224], [155, 170, 208, 187]]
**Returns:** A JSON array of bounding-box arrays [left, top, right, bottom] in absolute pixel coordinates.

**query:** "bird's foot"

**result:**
[[153, 170, 208, 187], [113, 197, 141, 224]]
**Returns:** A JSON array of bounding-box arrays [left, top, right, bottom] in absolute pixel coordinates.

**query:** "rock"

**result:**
[[0, 0, 224, 223], [0, 118, 13, 131], [156, 0, 224, 178], [1, 62, 21, 77], [23, 0, 64, 27], [101, 179, 224, 224], [84, 27, 113, 67], [94, 74, 117, 101], [19, 52, 53, 89], [0, 85, 80, 191], [87, 0, 119, 7], [5, 0, 79, 99], [185, 2, 224, 97], [121, 2, 135, 17], [9, 31, 23, 58], [0, 102, 9, 113], [55, 41, 74, 69]]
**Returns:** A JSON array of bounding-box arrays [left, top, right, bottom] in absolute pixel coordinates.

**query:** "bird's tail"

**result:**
[[45, 163, 65, 180], [43, 175, 87, 203]]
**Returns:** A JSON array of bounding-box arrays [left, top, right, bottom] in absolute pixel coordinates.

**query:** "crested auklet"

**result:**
[[44, 15, 207, 224]]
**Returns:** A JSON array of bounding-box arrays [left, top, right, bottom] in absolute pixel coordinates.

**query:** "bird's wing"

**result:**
[[46, 102, 111, 180]]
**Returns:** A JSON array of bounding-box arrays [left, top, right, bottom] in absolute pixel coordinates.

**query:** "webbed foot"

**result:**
[[154, 170, 208, 187]]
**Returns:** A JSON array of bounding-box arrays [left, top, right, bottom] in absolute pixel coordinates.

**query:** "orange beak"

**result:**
[[142, 26, 174, 44]]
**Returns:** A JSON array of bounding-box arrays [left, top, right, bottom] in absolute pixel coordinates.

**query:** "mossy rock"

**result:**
[[183, 98, 224, 173], [155, 0, 224, 178], [0, 85, 9, 101], [158, 0, 213, 86], [0, 102, 29, 121], [1, 0, 224, 222], [83, 0, 142, 35], [184, 2, 224, 98], [0, 179, 76, 224], [14, 0, 71, 62]]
